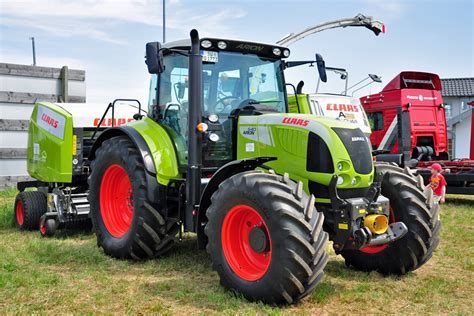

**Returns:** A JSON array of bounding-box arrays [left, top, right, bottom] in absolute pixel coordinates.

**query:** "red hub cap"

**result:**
[[221, 205, 272, 281], [16, 201, 24, 226], [100, 164, 133, 238], [360, 207, 396, 254]]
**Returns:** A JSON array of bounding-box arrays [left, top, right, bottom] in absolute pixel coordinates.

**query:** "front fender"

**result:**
[[196, 156, 276, 249]]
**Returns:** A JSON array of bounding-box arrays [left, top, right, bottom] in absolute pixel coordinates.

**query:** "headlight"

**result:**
[[201, 40, 212, 48], [209, 133, 219, 142], [337, 176, 344, 185], [217, 41, 227, 50], [283, 49, 290, 57], [272, 48, 281, 56]]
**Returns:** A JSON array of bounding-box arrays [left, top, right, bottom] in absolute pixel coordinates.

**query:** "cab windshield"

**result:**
[[148, 50, 287, 168], [149, 51, 286, 118]]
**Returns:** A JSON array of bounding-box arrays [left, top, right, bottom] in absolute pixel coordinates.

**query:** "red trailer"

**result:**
[[361, 71, 474, 195]]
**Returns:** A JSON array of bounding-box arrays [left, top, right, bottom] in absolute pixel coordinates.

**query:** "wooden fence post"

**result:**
[[60, 65, 69, 103]]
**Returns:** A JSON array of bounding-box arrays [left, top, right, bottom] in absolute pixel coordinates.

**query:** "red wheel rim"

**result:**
[[221, 204, 272, 281], [40, 222, 46, 235], [100, 164, 133, 238], [360, 207, 395, 254], [16, 200, 24, 226]]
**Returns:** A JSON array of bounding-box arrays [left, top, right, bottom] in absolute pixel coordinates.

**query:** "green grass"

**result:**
[[0, 191, 472, 314]]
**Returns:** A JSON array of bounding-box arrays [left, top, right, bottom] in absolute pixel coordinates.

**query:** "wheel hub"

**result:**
[[248, 225, 270, 253]]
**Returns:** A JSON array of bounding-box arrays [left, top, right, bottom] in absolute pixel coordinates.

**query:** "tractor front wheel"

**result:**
[[89, 136, 179, 260], [340, 164, 439, 274], [205, 171, 329, 304]]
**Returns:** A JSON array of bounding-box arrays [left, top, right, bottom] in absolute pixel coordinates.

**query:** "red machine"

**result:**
[[361, 71, 474, 195]]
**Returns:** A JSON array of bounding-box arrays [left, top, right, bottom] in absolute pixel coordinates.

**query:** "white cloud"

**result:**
[[0, 0, 247, 43]]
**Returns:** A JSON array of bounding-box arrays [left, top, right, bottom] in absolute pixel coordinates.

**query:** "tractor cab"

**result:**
[[147, 38, 290, 170]]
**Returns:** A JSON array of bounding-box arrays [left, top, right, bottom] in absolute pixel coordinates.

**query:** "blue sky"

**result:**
[[1, 0, 473, 104]]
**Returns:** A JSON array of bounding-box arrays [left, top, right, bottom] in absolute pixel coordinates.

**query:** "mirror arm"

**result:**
[[285, 60, 315, 69]]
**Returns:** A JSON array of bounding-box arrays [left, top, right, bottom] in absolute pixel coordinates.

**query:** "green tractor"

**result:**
[[87, 30, 439, 303]]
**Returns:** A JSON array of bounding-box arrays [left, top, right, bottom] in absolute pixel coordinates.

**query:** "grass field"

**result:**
[[1, 189, 473, 314]]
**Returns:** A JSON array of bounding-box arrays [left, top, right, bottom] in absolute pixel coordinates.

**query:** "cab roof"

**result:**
[[163, 37, 290, 59]]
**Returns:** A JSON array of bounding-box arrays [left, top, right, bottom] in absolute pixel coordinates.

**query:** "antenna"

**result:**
[[162, 0, 166, 43]]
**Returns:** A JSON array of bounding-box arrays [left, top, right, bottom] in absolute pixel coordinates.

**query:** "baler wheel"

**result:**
[[89, 136, 179, 260], [205, 171, 329, 304], [14, 191, 47, 230], [40, 218, 57, 237], [340, 163, 440, 274]]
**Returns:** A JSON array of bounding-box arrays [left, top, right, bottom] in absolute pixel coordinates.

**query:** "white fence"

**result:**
[[0, 63, 86, 188]]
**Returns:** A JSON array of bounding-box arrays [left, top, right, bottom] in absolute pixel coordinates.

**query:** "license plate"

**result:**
[[201, 50, 218, 63]]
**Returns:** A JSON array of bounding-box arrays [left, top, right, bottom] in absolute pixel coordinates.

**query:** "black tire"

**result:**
[[88, 136, 179, 260], [340, 163, 440, 274], [205, 170, 329, 304], [14, 191, 47, 230], [40, 218, 57, 237], [375, 162, 441, 262]]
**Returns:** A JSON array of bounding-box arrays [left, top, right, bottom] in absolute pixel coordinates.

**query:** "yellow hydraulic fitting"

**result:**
[[364, 214, 389, 235]]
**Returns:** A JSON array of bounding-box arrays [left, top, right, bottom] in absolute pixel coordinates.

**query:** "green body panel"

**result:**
[[237, 113, 373, 203], [127, 117, 181, 185], [27, 102, 74, 183], [288, 94, 311, 114]]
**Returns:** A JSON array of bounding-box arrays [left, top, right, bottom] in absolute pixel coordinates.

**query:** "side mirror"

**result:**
[[315, 53, 327, 83], [145, 42, 164, 74]]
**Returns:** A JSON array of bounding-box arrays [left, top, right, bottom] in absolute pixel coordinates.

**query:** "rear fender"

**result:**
[[89, 118, 180, 203]]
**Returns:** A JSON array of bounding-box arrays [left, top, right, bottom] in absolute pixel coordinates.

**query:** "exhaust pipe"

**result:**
[[186, 29, 203, 229]]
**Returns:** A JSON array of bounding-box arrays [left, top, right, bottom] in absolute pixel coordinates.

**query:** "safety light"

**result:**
[[197, 122, 208, 133], [272, 48, 281, 56], [337, 162, 343, 171], [337, 176, 344, 185], [217, 41, 227, 50], [201, 40, 212, 49]]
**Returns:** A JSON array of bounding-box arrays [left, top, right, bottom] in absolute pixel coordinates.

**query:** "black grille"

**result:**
[[309, 181, 369, 200], [306, 132, 334, 173], [332, 127, 372, 175]]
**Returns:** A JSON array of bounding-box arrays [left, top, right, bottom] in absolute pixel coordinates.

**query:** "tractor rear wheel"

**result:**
[[89, 136, 179, 259], [14, 191, 47, 230], [340, 164, 440, 274], [205, 171, 329, 304]]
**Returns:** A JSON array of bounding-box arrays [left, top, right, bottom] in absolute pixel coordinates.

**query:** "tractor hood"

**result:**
[[237, 113, 374, 202]]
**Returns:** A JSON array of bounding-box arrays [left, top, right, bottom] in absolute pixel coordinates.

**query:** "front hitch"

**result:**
[[328, 175, 408, 252]]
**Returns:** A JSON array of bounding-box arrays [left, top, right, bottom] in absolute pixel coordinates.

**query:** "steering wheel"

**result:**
[[213, 96, 239, 113]]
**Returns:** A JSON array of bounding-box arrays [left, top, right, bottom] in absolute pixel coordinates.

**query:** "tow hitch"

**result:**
[[353, 221, 408, 248], [328, 175, 408, 251]]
